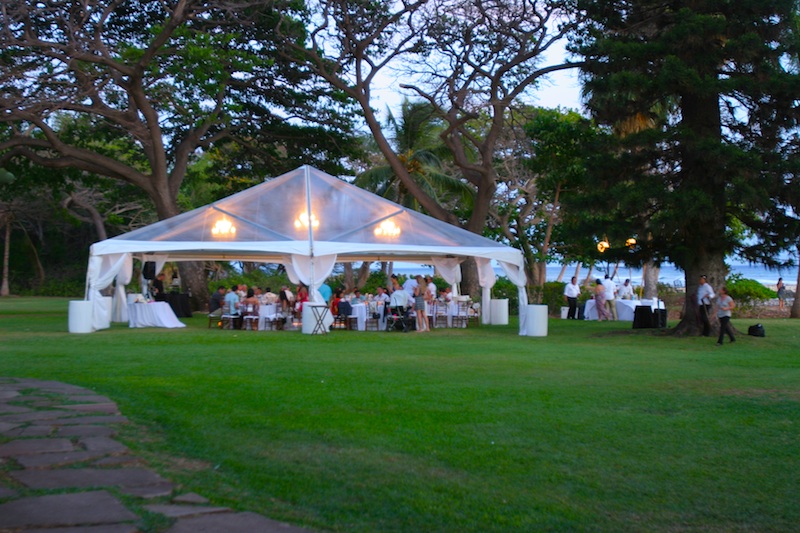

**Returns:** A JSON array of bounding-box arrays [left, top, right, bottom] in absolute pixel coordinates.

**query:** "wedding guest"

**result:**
[[715, 287, 736, 345], [618, 279, 634, 300], [697, 275, 715, 337], [563, 276, 581, 319]]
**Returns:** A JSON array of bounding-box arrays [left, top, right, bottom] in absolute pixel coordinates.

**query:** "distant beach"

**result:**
[[391, 263, 796, 291]]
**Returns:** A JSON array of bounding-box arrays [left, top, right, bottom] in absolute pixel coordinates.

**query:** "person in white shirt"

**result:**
[[563, 276, 581, 319], [402, 275, 418, 304], [602, 274, 618, 320], [618, 279, 634, 300], [696, 275, 715, 337]]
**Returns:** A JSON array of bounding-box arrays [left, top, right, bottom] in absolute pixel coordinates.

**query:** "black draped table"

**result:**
[[163, 292, 192, 318]]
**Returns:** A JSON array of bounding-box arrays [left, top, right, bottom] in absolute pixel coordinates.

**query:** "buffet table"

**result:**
[[128, 302, 186, 328], [584, 299, 665, 321]]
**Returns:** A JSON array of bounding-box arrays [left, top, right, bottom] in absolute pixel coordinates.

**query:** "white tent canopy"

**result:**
[[86, 166, 529, 333]]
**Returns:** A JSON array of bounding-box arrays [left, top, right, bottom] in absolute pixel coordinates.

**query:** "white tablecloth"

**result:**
[[128, 302, 185, 328], [584, 299, 664, 321], [258, 304, 279, 330], [350, 303, 367, 331]]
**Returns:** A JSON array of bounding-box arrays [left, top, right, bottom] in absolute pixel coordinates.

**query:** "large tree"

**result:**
[[0, 0, 358, 305], [270, 0, 584, 294], [574, 0, 800, 334]]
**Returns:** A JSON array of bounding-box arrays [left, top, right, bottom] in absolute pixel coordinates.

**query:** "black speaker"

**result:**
[[632, 306, 654, 329], [142, 261, 156, 280]]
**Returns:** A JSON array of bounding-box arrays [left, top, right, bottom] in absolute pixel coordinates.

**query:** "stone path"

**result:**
[[0, 377, 312, 532]]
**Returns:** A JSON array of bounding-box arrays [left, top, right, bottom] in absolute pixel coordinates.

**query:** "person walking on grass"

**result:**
[[777, 277, 786, 311], [716, 287, 736, 346]]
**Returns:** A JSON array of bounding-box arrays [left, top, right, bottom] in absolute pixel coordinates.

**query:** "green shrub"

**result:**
[[725, 274, 775, 311]]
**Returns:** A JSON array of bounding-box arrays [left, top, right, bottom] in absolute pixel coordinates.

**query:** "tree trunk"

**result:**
[[556, 263, 568, 282], [643, 261, 660, 299], [673, 262, 727, 336], [343, 263, 355, 292], [583, 264, 595, 287], [460, 257, 479, 298], [791, 250, 800, 318], [1, 219, 10, 296], [179, 261, 207, 311], [356, 261, 372, 289]]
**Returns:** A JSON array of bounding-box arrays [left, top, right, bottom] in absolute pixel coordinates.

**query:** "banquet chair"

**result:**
[[331, 300, 351, 330], [242, 304, 259, 331], [468, 302, 480, 328], [219, 304, 238, 330], [452, 300, 471, 328], [432, 301, 449, 328], [364, 304, 381, 331]]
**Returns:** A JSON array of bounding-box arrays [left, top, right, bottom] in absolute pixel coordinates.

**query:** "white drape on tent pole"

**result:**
[[431, 257, 462, 297], [288, 254, 338, 303], [475, 257, 496, 325], [86, 252, 131, 331], [499, 261, 529, 336], [111, 254, 133, 322]]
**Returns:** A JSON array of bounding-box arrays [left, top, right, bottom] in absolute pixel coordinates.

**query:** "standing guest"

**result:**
[[563, 276, 581, 319], [403, 275, 418, 302], [295, 284, 309, 314], [618, 279, 634, 300], [777, 277, 786, 311], [151, 273, 166, 301], [697, 275, 715, 337], [319, 282, 332, 304], [279, 286, 293, 314], [602, 274, 618, 320], [390, 278, 408, 311], [208, 286, 226, 316], [594, 279, 609, 321], [715, 287, 736, 345], [414, 276, 429, 332], [425, 276, 437, 303]]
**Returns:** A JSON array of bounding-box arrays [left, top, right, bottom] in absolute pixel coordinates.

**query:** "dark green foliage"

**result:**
[[571, 0, 800, 330], [531, 281, 572, 316], [725, 274, 777, 310]]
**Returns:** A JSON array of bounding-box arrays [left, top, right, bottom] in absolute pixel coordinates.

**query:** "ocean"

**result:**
[[391, 263, 795, 288]]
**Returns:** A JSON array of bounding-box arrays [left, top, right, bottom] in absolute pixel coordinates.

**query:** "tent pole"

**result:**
[[304, 166, 316, 302]]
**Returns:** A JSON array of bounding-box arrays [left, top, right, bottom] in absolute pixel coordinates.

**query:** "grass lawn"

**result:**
[[1, 297, 799, 532]]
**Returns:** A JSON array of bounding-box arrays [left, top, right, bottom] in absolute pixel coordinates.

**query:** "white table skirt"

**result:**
[[257, 304, 279, 330], [584, 299, 664, 321], [128, 302, 185, 328], [350, 303, 367, 331]]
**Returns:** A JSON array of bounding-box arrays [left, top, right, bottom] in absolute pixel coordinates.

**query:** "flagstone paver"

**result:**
[[0, 377, 316, 532], [0, 490, 137, 528]]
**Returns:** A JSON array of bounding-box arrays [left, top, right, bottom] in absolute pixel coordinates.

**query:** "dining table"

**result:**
[[350, 303, 367, 331], [584, 299, 665, 321], [257, 303, 280, 330], [128, 302, 185, 328]]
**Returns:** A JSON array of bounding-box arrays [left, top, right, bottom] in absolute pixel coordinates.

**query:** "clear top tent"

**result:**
[[86, 166, 530, 333]]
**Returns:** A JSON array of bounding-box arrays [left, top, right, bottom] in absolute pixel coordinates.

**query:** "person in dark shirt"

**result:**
[[151, 273, 166, 301], [208, 286, 226, 316]]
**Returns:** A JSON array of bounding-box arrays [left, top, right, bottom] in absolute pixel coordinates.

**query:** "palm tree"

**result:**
[[355, 100, 473, 213]]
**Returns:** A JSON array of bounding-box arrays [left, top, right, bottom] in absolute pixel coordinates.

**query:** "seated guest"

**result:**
[[444, 287, 453, 302], [375, 286, 390, 304], [263, 287, 279, 304], [224, 285, 241, 315], [241, 288, 259, 314], [330, 289, 343, 316], [618, 279, 635, 300], [208, 286, 227, 316], [351, 289, 365, 303], [389, 283, 410, 314]]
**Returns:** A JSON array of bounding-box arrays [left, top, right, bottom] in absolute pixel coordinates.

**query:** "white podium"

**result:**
[[490, 299, 509, 325], [68, 301, 94, 334], [525, 304, 548, 337]]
